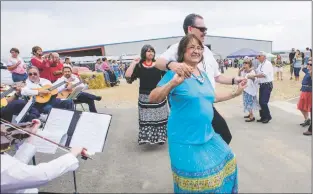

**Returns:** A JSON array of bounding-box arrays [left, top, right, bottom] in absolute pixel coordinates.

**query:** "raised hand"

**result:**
[[171, 73, 185, 86], [169, 62, 193, 78]]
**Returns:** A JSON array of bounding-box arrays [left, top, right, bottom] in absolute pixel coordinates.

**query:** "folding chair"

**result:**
[[65, 86, 86, 111]]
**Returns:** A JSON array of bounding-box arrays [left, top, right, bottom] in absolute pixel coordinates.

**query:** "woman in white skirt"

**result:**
[[238, 59, 260, 122], [275, 55, 283, 81]]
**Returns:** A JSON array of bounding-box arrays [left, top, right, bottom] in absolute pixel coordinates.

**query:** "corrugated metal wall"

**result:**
[[104, 37, 182, 56], [205, 36, 272, 59], [104, 36, 272, 59]]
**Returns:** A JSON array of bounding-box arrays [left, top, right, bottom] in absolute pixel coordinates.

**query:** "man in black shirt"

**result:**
[[289, 48, 295, 80]]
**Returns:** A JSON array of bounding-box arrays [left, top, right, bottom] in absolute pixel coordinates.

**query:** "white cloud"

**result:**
[[1, 1, 311, 60]]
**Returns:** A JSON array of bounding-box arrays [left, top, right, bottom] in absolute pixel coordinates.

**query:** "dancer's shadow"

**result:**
[[138, 142, 168, 152]]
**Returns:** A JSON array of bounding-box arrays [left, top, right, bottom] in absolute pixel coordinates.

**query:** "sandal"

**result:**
[[245, 117, 255, 122]]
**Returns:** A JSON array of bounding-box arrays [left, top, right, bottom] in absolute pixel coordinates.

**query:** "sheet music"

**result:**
[[31, 130, 66, 154], [69, 112, 111, 153], [43, 108, 74, 135], [15, 99, 34, 123]]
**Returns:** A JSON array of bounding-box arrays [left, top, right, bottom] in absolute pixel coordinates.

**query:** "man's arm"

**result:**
[[154, 58, 170, 71], [215, 81, 247, 103], [215, 74, 244, 85], [21, 86, 39, 96]]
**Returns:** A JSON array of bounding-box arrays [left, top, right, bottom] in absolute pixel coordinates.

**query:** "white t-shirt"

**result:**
[[160, 42, 220, 90], [256, 59, 274, 83], [241, 70, 259, 96], [304, 50, 311, 58]]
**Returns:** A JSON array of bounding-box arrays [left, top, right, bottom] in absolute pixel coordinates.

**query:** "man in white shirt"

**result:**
[[153, 13, 245, 144], [247, 51, 274, 123], [55, 66, 101, 113], [21, 66, 74, 117], [1, 119, 84, 193]]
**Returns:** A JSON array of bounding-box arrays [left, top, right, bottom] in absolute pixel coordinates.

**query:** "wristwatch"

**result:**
[[232, 78, 235, 85], [166, 61, 173, 70]]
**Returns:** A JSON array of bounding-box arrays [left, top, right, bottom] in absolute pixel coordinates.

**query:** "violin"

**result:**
[[0, 119, 94, 160], [1, 122, 31, 152]]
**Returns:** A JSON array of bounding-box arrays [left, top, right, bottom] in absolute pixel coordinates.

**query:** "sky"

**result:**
[[1, 1, 312, 59]]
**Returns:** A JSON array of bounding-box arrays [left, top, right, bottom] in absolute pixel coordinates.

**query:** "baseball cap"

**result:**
[[258, 51, 267, 56]]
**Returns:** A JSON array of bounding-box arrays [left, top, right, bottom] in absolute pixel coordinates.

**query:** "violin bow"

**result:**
[[0, 119, 94, 160]]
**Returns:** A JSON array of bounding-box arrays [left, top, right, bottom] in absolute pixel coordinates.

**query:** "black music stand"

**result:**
[[42, 108, 112, 194]]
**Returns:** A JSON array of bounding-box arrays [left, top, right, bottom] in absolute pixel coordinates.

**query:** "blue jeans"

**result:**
[[12, 73, 28, 82], [294, 67, 301, 77], [259, 82, 273, 120], [304, 57, 309, 65], [1, 99, 27, 122]]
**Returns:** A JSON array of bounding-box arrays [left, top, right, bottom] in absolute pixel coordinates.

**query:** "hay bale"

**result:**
[[79, 72, 107, 89]]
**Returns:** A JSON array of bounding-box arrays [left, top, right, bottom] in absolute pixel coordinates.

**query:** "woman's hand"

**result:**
[[235, 80, 247, 96], [171, 73, 185, 86], [133, 58, 140, 63], [169, 62, 193, 78]]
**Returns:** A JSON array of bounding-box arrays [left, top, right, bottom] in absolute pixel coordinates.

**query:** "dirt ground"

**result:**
[[86, 66, 302, 109]]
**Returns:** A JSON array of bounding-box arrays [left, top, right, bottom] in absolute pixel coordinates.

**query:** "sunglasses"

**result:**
[[28, 72, 38, 76], [191, 26, 207, 33]]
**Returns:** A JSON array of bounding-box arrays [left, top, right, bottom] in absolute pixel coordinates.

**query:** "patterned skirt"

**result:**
[[138, 93, 169, 145], [243, 91, 260, 113], [169, 133, 238, 193]]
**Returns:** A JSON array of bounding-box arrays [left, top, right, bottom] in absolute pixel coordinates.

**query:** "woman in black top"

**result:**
[[125, 45, 168, 145]]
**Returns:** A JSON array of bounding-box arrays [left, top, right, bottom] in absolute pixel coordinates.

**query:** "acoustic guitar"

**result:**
[[33, 81, 68, 104], [0, 82, 26, 107], [57, 75, 96, 99]]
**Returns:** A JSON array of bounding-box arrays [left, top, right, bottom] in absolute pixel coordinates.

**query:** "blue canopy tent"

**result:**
[[226, 48, 259, 58]]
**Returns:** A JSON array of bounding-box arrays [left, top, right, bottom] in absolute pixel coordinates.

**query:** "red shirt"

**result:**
[[30, 57, 50, 80], [49, 62, 64, 82], [30, 57, 63, 82]]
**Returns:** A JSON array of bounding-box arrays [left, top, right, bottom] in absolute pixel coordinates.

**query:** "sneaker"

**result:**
[[300, 119, 311, 127], [303, 131, 312, 136], [95, 96, 102, 101]]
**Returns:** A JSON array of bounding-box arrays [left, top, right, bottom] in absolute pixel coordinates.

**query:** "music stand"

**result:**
[[66, 86, 86, 111], [66, 86, 85, 100], [38, 108, 112, 194]]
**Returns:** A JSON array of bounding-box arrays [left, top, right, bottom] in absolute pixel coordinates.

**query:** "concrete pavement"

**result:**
[[36, 99, 311, 193]]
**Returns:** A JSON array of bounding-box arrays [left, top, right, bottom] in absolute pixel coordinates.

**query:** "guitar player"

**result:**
[[21, 66, 74, 119], [54, 66, 102, 113], [0, 84, 40, 122]]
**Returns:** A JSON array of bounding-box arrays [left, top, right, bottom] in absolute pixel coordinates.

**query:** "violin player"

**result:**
[[21, 66, 74, 119], [1, 119, 84, 193], [54, 66, 102, 113]]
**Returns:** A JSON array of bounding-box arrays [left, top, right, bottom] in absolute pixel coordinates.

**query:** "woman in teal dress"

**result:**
[[149, 34, 246, 193]]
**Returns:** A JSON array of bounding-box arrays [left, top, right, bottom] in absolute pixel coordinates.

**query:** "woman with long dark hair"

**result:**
[[149, 34, 244, 193], [125, 45, 168, 145]]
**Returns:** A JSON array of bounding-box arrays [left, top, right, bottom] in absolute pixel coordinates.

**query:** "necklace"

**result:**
[[191, 67, 205, 84], [143, 61, 153, 67]]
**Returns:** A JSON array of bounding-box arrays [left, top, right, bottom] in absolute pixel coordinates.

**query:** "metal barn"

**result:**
[[44, 35, 272, 59]]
